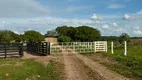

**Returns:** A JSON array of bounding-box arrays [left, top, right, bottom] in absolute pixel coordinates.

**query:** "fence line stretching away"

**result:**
[[0, 43, 23, 58], [0, 41, 108, 58], [50, 41, 107, 54]]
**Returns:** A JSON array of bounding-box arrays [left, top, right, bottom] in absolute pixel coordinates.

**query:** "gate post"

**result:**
[[19, 43, 24, 57], [105, 41, 108, 53], [94, 42, 96, 53], [4, 43, 7, 58], [124, 41, 127, 56], [49, 42, 51, 55], [111, 41, 114, 54]]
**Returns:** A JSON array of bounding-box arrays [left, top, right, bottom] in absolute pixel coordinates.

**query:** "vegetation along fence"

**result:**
[[27, 42, 50, 56], [0, 43, 23, 58]]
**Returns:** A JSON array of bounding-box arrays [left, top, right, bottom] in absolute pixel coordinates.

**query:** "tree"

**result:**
[[119, 33, 130, 44], [23, 30, 44, 42], [56, 26, 101, 42], [76, 26, 101, 41], [58, 36, 72, 42], [0, 30, 11, 43], [56, 26, 71, 36], [0, 30, 20, 43], [45, 30, 59, 37]]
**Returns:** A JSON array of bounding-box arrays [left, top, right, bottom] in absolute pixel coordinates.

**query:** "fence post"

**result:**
[[111, 41, 114, 54], [105, 42, 107, 53], [19, 43, 24, 57], [94, 42, 96, 53], [4, 43, 7, 58], [124, 41, 127, 56], [48, 42, 50, 55]]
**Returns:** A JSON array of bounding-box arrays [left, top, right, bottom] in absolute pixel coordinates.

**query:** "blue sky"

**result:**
[[0, 0, 142, 36]]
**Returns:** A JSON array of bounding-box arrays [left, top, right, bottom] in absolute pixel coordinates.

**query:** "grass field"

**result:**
[[0, 58, 62, 80], [106, 43, 142, 80], [81, 42, 142, 80]]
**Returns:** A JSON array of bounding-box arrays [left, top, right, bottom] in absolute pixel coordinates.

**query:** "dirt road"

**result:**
[[62, 48, 130, 80], [62, 49, 90, 80], [62, 49, 107, 80], [76, 54, 130, 80], [23, 50, 130, 80]]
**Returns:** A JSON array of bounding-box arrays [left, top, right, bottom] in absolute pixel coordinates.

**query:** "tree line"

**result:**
[[0, 30, 44, 43], [0, 26, 132, 43], [55, 26, 101, 42]]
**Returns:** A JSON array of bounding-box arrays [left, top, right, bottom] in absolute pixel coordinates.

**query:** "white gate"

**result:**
[[94, 41, 107, 52], [50, 41, 107, 54]]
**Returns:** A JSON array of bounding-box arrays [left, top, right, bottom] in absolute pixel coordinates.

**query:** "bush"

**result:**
[[58, 36, 71, 42]]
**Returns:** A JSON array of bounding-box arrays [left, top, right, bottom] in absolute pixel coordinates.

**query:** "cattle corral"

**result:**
[[0, 43, 23, 58], [0, 41, 142, 80]]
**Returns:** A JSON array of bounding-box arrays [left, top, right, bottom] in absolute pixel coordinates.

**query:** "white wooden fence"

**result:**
[[94, 41, 107, 52], [50, 41, 107, 54]]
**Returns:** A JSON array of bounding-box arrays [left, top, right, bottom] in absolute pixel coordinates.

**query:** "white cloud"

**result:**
[[137, 10, 142, 14], [112, 23, 119, 27], [133, 29, 142, 35], [133, 26, 140, 30], [108, 4, 125, 9], [91, 14, 102, 23], [102, 15, 121, 19], [123, 14, 133, 20], [102, 24, 110, 29], [0, 0, 48, 18], [0, 17, 96, 30]]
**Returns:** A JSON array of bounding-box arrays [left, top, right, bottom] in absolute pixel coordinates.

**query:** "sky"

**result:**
[[0, 0, 142, 36]]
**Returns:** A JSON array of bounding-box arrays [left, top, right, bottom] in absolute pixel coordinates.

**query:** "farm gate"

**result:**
[[0, 43, 23, 58], [27, 42, 50, 56], [50, 41, 107, 54]]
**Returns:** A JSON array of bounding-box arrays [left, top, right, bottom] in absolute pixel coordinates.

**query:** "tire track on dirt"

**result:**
[[76, 53, 130, 80], [62, 49, 92, 80]]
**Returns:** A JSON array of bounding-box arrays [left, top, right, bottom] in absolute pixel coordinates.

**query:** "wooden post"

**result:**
[[111, 41, 114, 54], [4, 43, 7, 58], [94, 42, 96, 53], [73, 42, 75, 53], [105, 42, 107, 53], [124, 41, 127, 56], [19, 43, 24, 57], [48, 42, 50, 55], [45, 42, 48, 56]]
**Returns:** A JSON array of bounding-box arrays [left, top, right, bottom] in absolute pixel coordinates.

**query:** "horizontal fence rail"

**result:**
[[94, 41, 107, 52], [0, 43, 23, 58], [50, 41, 107, 54], [27, 42, 50, 56]]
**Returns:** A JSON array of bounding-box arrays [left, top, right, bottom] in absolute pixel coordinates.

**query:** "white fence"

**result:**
[[94, 41, 107, 52], [50, 41, 107, 54]]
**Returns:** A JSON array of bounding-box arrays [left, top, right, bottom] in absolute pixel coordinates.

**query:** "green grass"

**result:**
[[0, 58, 61, 80], [105, 43, 142, 80], [81, 42, 142, 80], [73, 45, 94, 53], [51, 47, 62, 54]]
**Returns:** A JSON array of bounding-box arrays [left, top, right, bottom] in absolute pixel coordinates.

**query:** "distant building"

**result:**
[[45, 37, 58, 45], [44, 30, 59, 45]]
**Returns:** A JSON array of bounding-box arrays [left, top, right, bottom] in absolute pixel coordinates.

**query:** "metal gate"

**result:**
[[0, 43, 23, 58], [50, 41, 107, 54], [50, 42, 94, 54]]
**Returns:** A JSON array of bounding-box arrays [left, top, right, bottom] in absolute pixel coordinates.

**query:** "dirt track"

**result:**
[[62, 50, 92, 80], [23, 50, 130, 80], [62, 48, 130, 80], [76, 54, 130, 80]]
